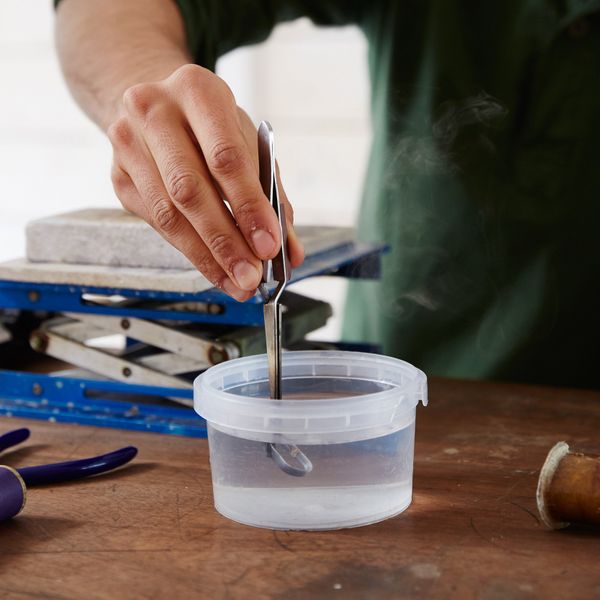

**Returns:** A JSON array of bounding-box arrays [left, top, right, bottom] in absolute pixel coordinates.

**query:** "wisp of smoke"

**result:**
[[376, 92, 508, 321], [386, 91, 507, 182]]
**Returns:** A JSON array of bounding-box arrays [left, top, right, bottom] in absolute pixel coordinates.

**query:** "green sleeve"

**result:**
[[173, 0, 366, 69]]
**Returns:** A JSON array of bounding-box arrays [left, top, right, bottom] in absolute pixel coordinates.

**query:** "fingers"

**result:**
[[108, 64, 305, 302], [130, 104, 264, 293], [173, 67, 281, 261], [283, 202, 305, 269], [276, 163, 305, 268], [108, 122, 253, 301]]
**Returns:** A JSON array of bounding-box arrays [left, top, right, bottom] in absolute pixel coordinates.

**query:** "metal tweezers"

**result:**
[[257, 121, 312, 478]]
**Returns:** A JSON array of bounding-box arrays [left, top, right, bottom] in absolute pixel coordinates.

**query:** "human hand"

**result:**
[[108, 64, 304, 301]]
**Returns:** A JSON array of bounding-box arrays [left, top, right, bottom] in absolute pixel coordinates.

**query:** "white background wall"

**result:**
[[0, 1, 371, 339]]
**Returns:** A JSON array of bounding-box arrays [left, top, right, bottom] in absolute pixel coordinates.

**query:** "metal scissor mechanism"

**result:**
[[23, 291, 331, 411], [257, 121, 312, 477], [28, 310, 240, 408]]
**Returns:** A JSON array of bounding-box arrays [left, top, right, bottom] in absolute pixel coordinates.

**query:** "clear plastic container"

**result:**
[[194, 350, 427, 530]]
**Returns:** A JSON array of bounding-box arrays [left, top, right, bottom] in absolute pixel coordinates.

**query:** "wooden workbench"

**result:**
[[0, 378, 598, 599]]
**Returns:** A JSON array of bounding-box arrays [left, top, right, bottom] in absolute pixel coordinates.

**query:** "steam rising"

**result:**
[[375, 92, 508, 323], [386, 92, 507, 181]]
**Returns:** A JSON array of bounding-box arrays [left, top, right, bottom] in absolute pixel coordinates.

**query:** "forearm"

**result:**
[[55, 0, 191, 131]]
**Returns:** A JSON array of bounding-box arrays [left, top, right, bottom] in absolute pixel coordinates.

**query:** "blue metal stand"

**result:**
[[0, 239, 386, 438], [0, 241, 383, 327], [0, 370, 202, 436]]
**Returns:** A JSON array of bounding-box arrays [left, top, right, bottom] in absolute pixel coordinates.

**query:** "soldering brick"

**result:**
[[25, 208, 354, 270], [26, 208, 193, 270]]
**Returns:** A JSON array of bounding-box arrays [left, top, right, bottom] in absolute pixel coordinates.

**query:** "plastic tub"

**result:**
[[194, 350, 427, 530]]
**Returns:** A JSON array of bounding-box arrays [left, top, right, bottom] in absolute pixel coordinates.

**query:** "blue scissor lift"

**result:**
[[0, 236, 385, 437]]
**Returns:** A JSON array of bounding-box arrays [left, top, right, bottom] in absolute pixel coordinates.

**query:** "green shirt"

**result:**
[[178, 1, 600, 387]]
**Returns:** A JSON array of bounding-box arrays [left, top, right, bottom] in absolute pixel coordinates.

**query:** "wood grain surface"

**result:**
[[0, 378, 598, 600]]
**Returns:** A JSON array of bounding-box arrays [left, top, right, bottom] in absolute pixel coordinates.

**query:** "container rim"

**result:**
[[194, 351, 427, 440]]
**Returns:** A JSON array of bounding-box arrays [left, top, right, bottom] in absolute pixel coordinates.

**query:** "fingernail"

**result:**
[[222, 279, 247, 302], [232, 260, 260, 291], [251, 228, 276, 258]]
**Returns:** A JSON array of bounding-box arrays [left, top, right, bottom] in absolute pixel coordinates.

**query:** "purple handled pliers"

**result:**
[[0, 427, 137, 521]]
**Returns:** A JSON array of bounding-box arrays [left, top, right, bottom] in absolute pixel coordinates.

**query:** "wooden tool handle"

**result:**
[[537, 442, 600, 529]]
